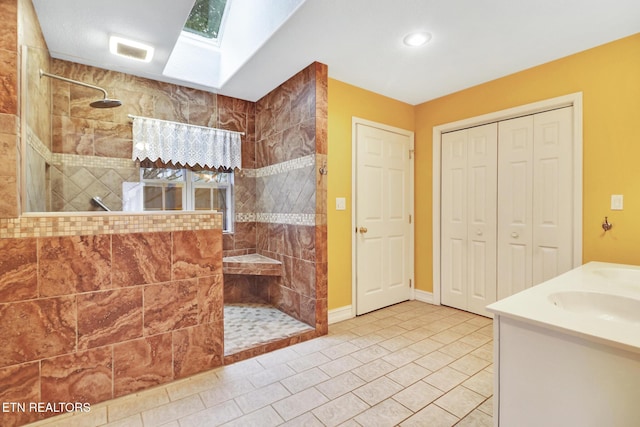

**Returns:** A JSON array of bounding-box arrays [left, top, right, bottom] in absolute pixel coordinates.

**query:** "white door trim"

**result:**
[[432, 93, 583, 307], [352, 117, 415, 317]]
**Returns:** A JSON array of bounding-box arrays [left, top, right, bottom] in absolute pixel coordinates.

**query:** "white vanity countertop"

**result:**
[[487, 261, 640, 354]]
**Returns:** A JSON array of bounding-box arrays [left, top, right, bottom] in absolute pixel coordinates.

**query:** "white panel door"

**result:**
[[497, 116, 534, 299], [466, 124, 498, 315], [441, 129, 469, 310], [441, 123, 497, 316], [355, 123, 412, 315], [532, 107, 574, 283]]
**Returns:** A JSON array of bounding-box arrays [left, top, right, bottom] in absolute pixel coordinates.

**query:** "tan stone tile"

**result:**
[[424, 366, 468, 392], [280, 367, 330, 394], [354, 398, 412, 427], [315, 372, 366, 400], [312, 392, 369, 427], [385, 362, 431, 387], [106, 387, 170, 422], [140, 395, 205, 426], [399, 403, 458, 427], [463, 370, 494, 398], [392, 380, 444, 412], [318, 355, 362, 378], [352, 376, 403, 406], [449, 354, 491, 376], [434, 385, 485, 418], [272, 387, 329, 421], [234, 382, 290, 414]]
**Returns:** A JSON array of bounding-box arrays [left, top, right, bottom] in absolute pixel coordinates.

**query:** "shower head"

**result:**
[[90, 98, 123, 108], [39, 69, 122, 109]]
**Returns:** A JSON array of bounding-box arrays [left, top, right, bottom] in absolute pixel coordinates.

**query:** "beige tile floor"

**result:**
[[29, 300, 494, 427]]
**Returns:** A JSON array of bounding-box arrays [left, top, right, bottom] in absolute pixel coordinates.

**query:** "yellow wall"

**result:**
[[328, 33, 640, 308], [327, 79, 414, 309], [414, 32, 640, 293]]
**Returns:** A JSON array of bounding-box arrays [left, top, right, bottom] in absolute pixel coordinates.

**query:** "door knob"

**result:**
[[359, 227, 368, 234], [511, 232, 519, 238], [476, 230, 483, 236]]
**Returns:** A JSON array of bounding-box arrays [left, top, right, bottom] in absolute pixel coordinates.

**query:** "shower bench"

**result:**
[[222, 253, 283, 276]]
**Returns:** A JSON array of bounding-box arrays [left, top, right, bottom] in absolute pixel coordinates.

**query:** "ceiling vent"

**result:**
[[109, 36, 154, 62]]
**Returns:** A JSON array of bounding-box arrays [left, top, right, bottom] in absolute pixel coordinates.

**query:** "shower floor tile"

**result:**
[[224, 302, 314, 356]]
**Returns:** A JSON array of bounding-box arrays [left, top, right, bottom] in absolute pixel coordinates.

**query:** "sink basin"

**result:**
[[592, 267, 640, 286], [548, 291, 640, 324]]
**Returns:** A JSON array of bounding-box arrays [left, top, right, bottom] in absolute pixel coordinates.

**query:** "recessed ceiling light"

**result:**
[[403, 32, 432, 47], [109, 36, 154, 62]]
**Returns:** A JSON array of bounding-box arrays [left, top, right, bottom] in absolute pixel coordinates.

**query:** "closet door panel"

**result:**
[[498, 116, 534, 299], [467, 124, 498, 315], [441, 130, 468, 309], [533, 107, 573, 284]]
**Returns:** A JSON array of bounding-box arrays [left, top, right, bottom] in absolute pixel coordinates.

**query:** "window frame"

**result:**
[[139, 168, 234, 232]]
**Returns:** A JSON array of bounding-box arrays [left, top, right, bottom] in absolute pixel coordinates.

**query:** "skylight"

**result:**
[[183, 0, 229, 40]]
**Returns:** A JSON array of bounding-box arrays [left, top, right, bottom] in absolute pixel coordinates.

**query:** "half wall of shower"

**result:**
[[24, 50, 328, 359]]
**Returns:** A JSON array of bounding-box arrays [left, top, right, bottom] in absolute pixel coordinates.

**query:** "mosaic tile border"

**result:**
[[256, 213, 316, 226], [254, 154, 315, 178], [0, 212, 223, 239], [26, 126, 52, 163], [51, 153, 137, 169], [235, 213, 256, 222]]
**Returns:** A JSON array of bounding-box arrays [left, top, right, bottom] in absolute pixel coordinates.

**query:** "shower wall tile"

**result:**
[[0, 362, 40, 426], [292, 258, 316, 298], [94, 120, 132, 158], [77, 288, 143, 350], [0, 296, 76, 366], [300, 295, 316, 326], [0, 237, 37, 302], [218, 95, 249, 133], [198, 274, 224, 324], [0, 174, 18, 219], [38, 234, 111, 296], [173, 322, 224, 379], [52, 115, 93, 155], [144, 280, 198, 335], [223, 274, 259, 303], [186, 89, 217, 127], [113, 333, 173, 397], [112, 232, 171, 287], [0, 112, 16, 134], [41, 347, 113, 404], [234, 174, 256, 214], [0, 49, 17, 115], [51, 80, 70, 117], [0, 0, 18, 52], [173, 229, 223, 279], [232, 221, 257, 250], [153, 90, 188, 123]]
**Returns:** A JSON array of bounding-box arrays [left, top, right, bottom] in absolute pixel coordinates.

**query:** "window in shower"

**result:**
[[138, 167, 234, 231]]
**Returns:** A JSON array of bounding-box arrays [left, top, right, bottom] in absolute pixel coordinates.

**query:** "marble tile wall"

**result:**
[[0, 228, 224, 426], [253, 62, 328, 333], [0, 0, 19, 218]]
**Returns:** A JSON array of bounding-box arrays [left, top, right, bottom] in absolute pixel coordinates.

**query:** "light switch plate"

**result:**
[[336, 197, 346, 211], [611, 194, 623, 210]]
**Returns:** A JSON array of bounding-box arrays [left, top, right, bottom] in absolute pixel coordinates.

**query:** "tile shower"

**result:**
[[0, 0, 327, 425]]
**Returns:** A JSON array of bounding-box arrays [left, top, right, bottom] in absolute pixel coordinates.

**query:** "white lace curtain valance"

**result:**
[[131, 115, 242, 169]]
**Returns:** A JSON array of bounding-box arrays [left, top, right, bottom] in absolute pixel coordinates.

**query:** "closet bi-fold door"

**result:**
[[497, 107, 573, 299], [441, 123, 497, 316]]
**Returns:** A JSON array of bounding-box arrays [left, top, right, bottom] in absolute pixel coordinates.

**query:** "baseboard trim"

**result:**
[[328, 305, 354, 324], [414, 289, 434, 304]]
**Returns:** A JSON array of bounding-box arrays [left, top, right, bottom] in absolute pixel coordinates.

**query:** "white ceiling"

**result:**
[[33, 0, 640, 105]]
